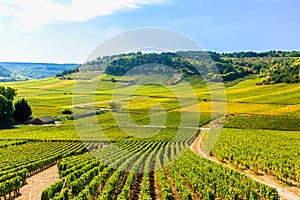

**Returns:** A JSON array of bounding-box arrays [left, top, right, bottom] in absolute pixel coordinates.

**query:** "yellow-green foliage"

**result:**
[[1, 74, 300, 141], [225, 115, 300, 131], [0, 125, 79, 140], [212, 128, 300, 184]]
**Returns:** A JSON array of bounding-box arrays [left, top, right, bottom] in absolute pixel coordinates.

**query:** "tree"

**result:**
[[62, 108, 73, 115], [0, 86, 17, 100], [0, 96, 14, 128], [13, 99, 32, 123], [109, 102, 121, 112], [0, 86, 17, 128]]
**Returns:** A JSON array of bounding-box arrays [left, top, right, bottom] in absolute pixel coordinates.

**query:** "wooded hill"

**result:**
[[58, 51, 300, 84]]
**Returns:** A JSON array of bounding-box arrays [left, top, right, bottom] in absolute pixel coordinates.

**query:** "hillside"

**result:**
[[0, 66, 12, 78], [66, 50, 300, 84], [0, 62, 79, 82], [1, 71, 300, 199], [0, 51, 300, 200]]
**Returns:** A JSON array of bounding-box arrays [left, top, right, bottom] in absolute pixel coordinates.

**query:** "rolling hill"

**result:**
[[67, 50, 300, 84], [0, 66, 12, 78], [0, 51, 300, 199], [0, 62, 79, 82]]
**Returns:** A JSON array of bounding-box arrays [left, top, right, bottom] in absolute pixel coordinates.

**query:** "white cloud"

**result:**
[[0, 0, 167, 31]]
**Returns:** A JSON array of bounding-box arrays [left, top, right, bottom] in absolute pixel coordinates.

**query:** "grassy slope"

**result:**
[[182, 78, 300, 116], [1, 74, 299, 140], [1, 73, 299, 200], [225, 115, 300, 131], [3, 78, 75, 117]]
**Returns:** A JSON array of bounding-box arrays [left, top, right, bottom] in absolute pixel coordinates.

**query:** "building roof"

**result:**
[[31, 116, 55, 125], [38, 116, 54, 123]]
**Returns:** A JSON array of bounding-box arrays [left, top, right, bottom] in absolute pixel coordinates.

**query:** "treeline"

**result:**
[[105, 52, 199, 77], [56, 67, 79, 77], [221, 50, 300, 58], [178, 51, 254, 82], [104, 51, 254, 82], [60, 51, 300, 84], [265, 58, 300, 84]]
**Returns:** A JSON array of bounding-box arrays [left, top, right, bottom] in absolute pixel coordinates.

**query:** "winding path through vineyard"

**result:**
[[191, 130, 300, 200], [15, 165, 59, 200]]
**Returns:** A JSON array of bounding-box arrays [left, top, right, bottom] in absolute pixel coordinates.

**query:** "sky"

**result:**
[[0, 0, 299, 63]]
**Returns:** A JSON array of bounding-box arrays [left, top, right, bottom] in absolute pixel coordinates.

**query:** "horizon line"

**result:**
[[1, 49, 300, 64]]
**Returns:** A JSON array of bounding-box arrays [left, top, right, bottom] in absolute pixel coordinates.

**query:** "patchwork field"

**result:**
[[0, 74, 300, 199]]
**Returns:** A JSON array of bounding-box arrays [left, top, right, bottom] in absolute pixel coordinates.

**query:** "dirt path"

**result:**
[[191, 131, 300, 200], [131, 173, 143, 200], [14, 165, 59, 200]]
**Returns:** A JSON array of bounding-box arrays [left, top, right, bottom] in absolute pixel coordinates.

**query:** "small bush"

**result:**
[[62, 109, 73, 115], [109, 102, 121, 112]]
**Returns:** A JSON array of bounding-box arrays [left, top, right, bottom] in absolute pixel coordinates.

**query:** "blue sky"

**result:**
[[0, 0, 299, 63]]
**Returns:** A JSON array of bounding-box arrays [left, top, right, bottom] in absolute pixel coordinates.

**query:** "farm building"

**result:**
[[30, 116, 55, 125]]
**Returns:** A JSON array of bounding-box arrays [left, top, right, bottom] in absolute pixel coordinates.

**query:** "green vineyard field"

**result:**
[[0, 141, 86, 198], [225, 115, 300, 131], [212, 129, 300, 184], [42, 146, 279, 200]]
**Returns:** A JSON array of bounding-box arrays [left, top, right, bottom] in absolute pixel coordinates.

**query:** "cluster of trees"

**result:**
[[0, 86, 32, 128], [181, 51, 254, 82], [177, 51, 300, 83], [103, 52, 255, 82], [66, 51, 300, 84], [222, 50, 300, 58], [105, 52, 199, 77], [56, 67, 79, 77], [264, 58, 300, 84]]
